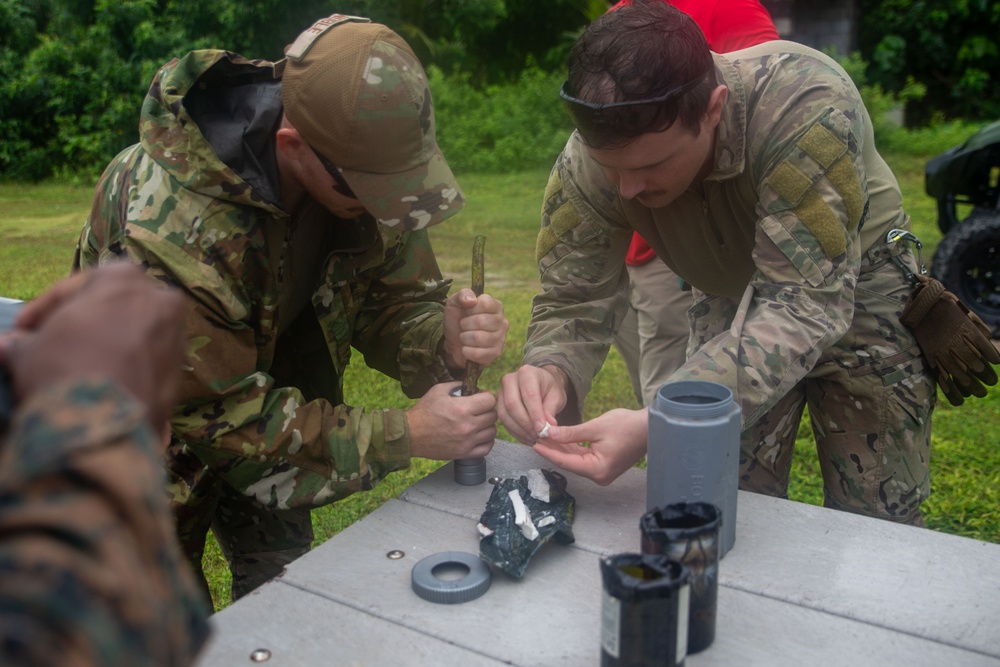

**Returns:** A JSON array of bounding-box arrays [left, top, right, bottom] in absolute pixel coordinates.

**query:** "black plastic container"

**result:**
[[599, 553, 690, 667], [640, 502, 720, 654]]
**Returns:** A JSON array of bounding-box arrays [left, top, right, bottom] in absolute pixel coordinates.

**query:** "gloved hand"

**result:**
[[900, 274, 1000, 406]]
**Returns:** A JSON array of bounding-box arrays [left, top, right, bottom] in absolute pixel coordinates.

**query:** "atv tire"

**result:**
[[930, 208, 1000, 336]]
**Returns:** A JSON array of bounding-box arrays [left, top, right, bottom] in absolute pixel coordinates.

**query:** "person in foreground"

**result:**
[[500, 0, 968, 525], [0, 263, 210, 666], [74, 14, 508, 602]]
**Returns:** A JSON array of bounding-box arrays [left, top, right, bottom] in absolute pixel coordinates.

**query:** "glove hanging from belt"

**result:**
[[887, 228, 999, 406], [900, 273, 1000, 405]]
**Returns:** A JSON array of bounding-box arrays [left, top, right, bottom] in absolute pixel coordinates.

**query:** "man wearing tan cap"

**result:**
[[73, 14, 508, 604]]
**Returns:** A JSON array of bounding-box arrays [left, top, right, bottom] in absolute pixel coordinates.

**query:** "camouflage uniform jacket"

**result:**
[[75, 51, 457, 510], [0, 378, 210, 666], [528, 41, 914, 425]]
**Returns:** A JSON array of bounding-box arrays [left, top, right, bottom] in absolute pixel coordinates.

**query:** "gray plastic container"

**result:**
[[647, 381, 741, 557]]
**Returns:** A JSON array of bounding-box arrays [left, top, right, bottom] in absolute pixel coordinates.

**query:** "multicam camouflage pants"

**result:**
[[167, 443, 314, 604], [689, 242, 935, 525]]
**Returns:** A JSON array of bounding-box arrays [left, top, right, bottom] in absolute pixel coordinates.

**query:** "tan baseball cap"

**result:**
[[281, 15, 464, 230]]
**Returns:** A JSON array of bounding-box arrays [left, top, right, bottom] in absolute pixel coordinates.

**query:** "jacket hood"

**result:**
[[138, 50, 286, 215]]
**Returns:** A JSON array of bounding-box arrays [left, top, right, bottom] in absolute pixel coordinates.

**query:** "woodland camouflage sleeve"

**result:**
[[174, 230, 456, 511], [349, 228, 456, 398], [0, 379, 210, 666], [169, 271, 420, 512]]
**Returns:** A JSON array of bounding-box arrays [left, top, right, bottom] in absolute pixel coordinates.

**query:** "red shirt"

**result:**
[[612, 0, 780, 266]]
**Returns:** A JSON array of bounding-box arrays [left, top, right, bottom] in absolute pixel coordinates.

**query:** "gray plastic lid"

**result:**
[[411, 551, 492, 604]]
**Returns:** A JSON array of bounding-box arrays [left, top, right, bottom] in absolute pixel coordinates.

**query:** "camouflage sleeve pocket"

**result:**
[[756, 213, 828, 288]]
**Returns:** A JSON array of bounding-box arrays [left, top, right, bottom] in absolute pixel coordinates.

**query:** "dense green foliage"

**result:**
[[430, 66, 573, 172], [857, 0, 1000, 125], [0, 0, 596, 181], [835, 51, 988, 157], [3, 0, 998, 181]]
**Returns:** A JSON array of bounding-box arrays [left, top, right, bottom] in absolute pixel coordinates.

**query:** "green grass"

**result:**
[[0, 183, 92, 297], [3, 148, 998, 612]]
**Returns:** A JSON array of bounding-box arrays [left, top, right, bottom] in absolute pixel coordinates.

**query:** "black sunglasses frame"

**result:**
[[559, 70, 711, 144], [311, 146, 357, 199]]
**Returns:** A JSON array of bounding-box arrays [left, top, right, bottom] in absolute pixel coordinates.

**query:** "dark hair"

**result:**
[[566, 0, 716, 147]]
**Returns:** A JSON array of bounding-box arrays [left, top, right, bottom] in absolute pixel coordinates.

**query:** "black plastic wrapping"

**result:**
[[477, 469, 575, 578]]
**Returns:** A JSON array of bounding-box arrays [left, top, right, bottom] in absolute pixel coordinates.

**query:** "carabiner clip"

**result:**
[[886, 228, 926, 285]]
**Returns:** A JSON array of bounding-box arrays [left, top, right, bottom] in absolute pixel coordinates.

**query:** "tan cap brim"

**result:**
[[340, 146, 464, 231]]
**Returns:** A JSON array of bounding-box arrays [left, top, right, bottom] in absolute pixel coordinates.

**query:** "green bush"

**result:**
[[837, 51, 987, 158], [429, 66, 574, 173], [858, 0, 1000, 125], [3, 0, 995, 182], [0, 0, 167, 183], [0, 0, 593, 181]]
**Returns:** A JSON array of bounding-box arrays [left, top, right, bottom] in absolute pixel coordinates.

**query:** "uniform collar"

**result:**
[[707, 52, 748, 182]]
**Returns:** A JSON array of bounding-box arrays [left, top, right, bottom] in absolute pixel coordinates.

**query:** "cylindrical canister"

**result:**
[[600, 553, 690, 667], [640, 502, 720, 654], [454, 456, 486, 485], [449, 386, 486, 485], [646, 381, 741, 557]]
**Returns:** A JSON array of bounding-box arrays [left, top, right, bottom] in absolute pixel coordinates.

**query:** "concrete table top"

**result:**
[[194, 440, 1000, 666]]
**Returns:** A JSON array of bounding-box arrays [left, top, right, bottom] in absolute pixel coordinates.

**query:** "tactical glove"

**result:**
[[899, 274, 1000, 406]]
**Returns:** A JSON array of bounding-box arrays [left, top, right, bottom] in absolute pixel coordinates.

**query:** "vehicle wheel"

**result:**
[[931, 208, 1000, 336]]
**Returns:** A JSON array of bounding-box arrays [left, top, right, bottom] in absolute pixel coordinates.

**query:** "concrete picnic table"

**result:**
[[194, 439, 1000, 666]]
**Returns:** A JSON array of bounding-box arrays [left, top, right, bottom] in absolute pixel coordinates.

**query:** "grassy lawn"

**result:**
[[2, 152, 998, 611]]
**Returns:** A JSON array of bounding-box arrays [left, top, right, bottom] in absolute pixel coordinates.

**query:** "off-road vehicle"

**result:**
[[925, 120, 1000, 335]]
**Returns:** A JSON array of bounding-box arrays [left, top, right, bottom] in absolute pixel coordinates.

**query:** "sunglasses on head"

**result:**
[[559, 71, 709, 144], [311, 146, 357, 199]]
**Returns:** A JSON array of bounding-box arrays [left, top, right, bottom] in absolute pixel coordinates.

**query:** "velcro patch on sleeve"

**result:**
[[797, 123, 846, 169], [536, 202, 580, 262], [827, 155, 864, 230], [536, 170, 582, 262], [769, 161, 813, 205], [794, 190, 846, 258], [543, 169, 562, 208], [766, 115, 859, 260]]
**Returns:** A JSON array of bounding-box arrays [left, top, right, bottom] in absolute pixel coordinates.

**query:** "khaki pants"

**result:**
[[613, 258, 691, 406]]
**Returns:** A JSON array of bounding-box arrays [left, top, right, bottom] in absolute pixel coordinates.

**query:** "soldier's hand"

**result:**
[[406, 382, 497, 460], [442, 288, 509, 370], [9, 269, 93, 333], [498, 365, 568, 445], [532, 408, 648, 486], [7, 263, 186, 431]]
